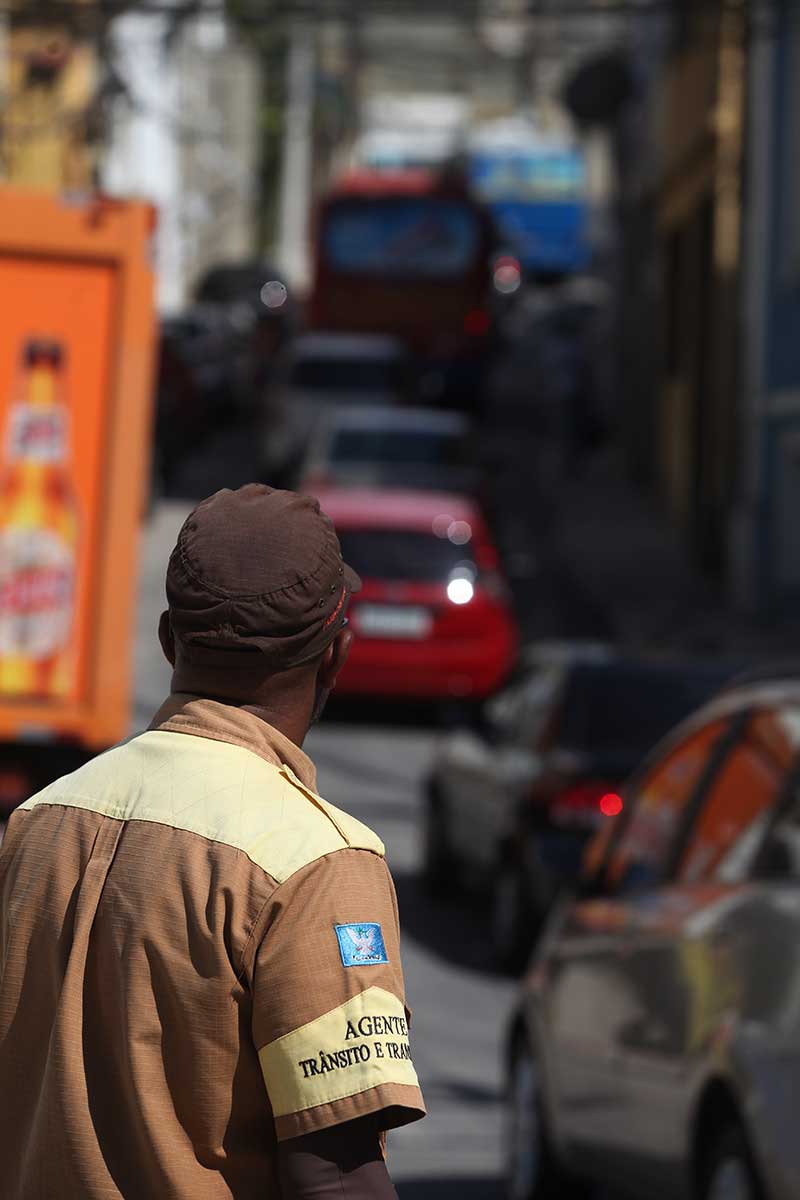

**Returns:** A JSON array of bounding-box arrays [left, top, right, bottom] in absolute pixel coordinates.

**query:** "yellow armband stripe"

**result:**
[[259, 986, 419, 1118]]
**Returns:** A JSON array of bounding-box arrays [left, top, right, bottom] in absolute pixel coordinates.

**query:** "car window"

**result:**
[[482, 680, 533, 746], [330, 429, 464, 466], [337, 529, 476, 583], [291, 358, 403, 393], [677, 711, 791, 884], [683, 706, 800, 885], [602, 719, 729, 892], [515, 666, 564, 750]]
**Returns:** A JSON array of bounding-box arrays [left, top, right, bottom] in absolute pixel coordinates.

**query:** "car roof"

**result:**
[[321, 405, 468, 435], [520, 640, 617, 670], [292, 333, 408, 360], [701, 677, 800, 721], [316, 487, 484, 532]]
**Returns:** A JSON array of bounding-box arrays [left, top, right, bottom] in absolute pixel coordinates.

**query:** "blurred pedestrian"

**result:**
[[0, 484, 424, 1199]]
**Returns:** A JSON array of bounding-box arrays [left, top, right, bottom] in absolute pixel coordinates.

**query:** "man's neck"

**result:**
[[239, 701, 308, 748]]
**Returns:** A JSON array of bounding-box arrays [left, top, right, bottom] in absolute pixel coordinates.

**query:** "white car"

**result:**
[[260, 333, 413, 484], [506, 672, 800, 1200], [298, 404, 478, 496]]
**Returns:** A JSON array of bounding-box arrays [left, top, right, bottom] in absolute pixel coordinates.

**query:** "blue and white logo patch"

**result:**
[[335, 922, 389, 968]]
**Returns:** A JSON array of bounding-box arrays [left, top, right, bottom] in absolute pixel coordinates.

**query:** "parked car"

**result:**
[[154, 305, 248, 491], [260, 332, 414, 487], [194, 258, 296, 398], [424, 649, 737, 968], [317, 487, 517, 702], [299, 404, 479, 496], [505, 671, 800, 1200]]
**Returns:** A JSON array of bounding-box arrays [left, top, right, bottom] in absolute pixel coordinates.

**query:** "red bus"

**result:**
[[308, 169, 499, 407]]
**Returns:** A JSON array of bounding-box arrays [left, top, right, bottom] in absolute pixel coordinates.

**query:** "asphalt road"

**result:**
[[135, 501, 515, 1197]]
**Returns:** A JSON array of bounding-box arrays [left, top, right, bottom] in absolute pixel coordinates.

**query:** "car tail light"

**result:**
[[551, 780, 623, 826]]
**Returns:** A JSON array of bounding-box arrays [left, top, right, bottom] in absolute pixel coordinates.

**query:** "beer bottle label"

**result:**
[[0, 528, 75, 659], [7, 404, 68, 463]]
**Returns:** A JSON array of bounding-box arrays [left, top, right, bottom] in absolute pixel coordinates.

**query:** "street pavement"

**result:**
[[135, 501, 515, 1197]]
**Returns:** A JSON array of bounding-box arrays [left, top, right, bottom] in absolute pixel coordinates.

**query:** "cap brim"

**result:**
[[344, 562, 362, 594]]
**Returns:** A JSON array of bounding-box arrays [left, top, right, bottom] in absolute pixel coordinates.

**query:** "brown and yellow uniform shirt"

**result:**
[[0, 696, 425, 1199]]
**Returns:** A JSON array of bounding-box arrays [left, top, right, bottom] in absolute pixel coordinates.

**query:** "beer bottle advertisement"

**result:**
[[0, 339, 79, 700]]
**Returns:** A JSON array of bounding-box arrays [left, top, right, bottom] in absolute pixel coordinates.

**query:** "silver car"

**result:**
[[506, 674, 800, 1200], [298, 404, 477, 496], [259, 332, 413, 484]]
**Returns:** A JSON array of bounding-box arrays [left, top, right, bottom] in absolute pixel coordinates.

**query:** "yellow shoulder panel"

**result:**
[[278, 763, 385, 858], [21, 730, 385, 882]]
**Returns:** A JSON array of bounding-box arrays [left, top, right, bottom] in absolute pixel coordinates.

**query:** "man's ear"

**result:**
[[158, 610, 176, 667], [319, 627, 353, 691]]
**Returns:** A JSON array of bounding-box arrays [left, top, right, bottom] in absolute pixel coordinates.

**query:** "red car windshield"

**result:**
[[323, 198, 481, 279], [338, 528, 476, 583]]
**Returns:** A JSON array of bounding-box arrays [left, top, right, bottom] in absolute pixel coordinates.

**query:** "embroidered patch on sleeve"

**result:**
[[335, 922, 389, 967]]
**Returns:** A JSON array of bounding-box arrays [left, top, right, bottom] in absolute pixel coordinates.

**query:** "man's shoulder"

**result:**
[[276, 761, 385, 865], [20, 729, 384, 883]]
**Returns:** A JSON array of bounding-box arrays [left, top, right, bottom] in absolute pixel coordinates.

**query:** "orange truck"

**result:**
[[0, 189, 157, 815]]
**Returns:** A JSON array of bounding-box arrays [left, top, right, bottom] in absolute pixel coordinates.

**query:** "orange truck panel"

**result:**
[[0, 190, 157, 749]]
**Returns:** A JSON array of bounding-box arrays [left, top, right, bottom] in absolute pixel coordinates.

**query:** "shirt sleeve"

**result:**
[[250, 847, 426, 1141], [277, 1116, 399, 1198]]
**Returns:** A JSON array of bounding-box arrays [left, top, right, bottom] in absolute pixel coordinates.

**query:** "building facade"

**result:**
[[656, 1, 746, 581], [103, 10, 259, 313], [734, 0, 800, 614]]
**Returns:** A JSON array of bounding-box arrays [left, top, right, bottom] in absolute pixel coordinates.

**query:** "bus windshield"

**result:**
[[470, 149, 586, 203], [323, 198, 481, 279]]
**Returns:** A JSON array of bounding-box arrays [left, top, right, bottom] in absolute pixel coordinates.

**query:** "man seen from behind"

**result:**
[[0, 484, 425, 1198]]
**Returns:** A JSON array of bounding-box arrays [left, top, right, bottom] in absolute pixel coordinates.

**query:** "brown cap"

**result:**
[[166, 484, 360, 672]]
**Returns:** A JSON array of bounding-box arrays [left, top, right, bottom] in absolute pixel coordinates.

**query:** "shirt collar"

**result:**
[[148, 693, 318, 791]]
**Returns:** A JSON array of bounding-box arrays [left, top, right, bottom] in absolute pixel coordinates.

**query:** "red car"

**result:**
[[317, 488, 517, 700]]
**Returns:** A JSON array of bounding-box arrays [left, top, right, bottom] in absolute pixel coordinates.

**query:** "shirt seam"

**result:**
[[22, 801, 285, 888], [149, 722, 288, 775], [147, 711, 318, 793], [244, 845, 388, 983]]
